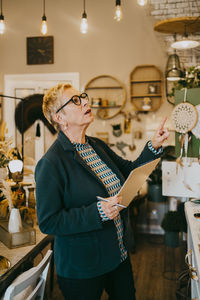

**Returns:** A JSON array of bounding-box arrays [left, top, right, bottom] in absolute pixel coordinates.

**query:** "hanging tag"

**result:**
[[36, 122, 41, 137]]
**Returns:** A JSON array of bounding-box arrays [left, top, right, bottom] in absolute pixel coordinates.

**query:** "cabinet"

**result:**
[[130, 65, 163, 112], [84, 75, 127, 120]]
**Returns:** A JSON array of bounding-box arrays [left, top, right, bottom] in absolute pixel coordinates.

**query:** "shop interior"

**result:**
[[0, 0, 200, 299]]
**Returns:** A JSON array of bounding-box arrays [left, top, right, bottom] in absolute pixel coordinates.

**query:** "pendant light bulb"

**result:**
[[80, 0, 88, 34], [41, 0, 48, 35], [0, 0, 5, 34], [80, 12, 88, 34], [114, 0, 122, 21], [41, 15, 48, 35], [137, 0, 148, 6], [0, 14, 5, 34]]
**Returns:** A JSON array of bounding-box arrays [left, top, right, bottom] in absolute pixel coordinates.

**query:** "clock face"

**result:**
[[27, 36, 54, 65]]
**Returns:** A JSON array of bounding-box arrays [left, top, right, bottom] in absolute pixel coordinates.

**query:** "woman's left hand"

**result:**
[[151, 117, 170, 149]]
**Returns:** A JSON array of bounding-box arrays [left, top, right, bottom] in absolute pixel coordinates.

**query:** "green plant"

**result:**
[[161, 211, 185, 232], [169, 66, 200, 97]]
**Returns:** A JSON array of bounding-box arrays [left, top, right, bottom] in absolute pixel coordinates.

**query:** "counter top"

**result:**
[[0, 226, 54, 297], [0, 226, 45, 267]]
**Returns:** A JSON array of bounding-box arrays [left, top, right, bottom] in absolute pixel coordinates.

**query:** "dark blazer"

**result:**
[[35, 131, 160, 279]]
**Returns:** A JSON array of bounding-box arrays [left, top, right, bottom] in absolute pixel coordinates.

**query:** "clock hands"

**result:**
[[37, 49, 46, 56]]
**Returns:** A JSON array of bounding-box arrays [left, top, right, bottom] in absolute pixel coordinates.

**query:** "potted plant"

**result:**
[[161, 210, 186, 248], [147, 145, 175, 202]]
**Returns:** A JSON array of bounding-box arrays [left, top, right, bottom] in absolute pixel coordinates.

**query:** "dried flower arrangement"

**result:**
[[169, 66, 200, 97], [0, 122, 35, 226], [0, 181, 34, 226]]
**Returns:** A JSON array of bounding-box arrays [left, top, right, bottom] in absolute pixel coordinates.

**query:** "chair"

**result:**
[[3, 249, 53, 300]]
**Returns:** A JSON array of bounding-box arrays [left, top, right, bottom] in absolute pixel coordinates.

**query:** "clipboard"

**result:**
[[117, 158, 160, 206]]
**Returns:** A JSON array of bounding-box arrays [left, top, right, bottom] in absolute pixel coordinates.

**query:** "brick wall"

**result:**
[[150, 0, 200, 19], [149, 0, 200, 67]]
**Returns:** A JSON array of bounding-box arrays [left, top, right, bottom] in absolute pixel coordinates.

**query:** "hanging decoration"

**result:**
[[15, 94, 57, 135], [36, 122, 41, 137], [172, 88, 197, 166]]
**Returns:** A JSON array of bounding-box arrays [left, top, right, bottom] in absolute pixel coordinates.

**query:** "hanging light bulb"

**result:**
[[41, 0, 48, 35], [0, 0, 5, 34], [137, 0, 148, 6], [114, 0, 123, 22], [80, 0, 88, 34]]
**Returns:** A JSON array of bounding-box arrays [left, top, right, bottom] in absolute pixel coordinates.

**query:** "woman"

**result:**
[[35, 83, 169, 300]]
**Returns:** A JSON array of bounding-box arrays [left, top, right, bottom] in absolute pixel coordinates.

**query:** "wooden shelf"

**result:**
[[84, 74, 127, 120], [85, 86, 123, 90], [129, 65, 163, 112], [154, 17, 200, 34], [131, 79, 161, 83], [131, 94, 162, 98], [91, 105, 121, 109]]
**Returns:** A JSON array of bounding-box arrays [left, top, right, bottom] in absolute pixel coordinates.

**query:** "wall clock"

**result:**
[[27, 36, 54, 65]]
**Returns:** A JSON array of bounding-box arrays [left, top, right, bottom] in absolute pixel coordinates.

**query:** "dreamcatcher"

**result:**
[[171, 88, 198, 166]]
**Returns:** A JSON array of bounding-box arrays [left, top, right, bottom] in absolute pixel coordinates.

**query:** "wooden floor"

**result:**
[[47, 234, 187, 300]]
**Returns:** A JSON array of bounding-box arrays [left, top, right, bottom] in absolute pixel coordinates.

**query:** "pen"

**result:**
[[96, 196, 127, 209]]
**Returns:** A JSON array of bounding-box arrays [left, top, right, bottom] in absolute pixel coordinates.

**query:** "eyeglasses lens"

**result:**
[[72, 93, 89, 105], [72, 96, 81, 105]]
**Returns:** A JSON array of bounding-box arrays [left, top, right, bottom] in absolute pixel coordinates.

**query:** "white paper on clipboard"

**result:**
[[117, 158, 160, 206]]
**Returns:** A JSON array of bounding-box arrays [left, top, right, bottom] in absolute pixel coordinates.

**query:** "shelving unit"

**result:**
[[130, 65, 163, 112], [84, 75, 127, 120]]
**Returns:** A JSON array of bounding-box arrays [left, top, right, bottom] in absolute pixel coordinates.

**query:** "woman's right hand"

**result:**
[[100, 195, 123, 220]]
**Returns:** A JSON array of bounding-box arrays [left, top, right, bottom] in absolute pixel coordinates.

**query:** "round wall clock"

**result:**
[[26, 36, 54, 65]]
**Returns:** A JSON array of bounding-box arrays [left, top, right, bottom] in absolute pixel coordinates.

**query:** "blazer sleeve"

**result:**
[[96, 138, 162, 179], [35, 157, 103, 236]]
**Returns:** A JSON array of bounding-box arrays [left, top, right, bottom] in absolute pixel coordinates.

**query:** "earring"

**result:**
[[63, 124, 68, 131]]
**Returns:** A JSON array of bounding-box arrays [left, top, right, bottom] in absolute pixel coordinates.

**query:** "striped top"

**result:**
[[73, 140, 127, 262]]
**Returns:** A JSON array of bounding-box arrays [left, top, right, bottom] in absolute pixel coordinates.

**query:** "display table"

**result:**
[[0, 226, 54, 297], [185, 201, 200, 299]]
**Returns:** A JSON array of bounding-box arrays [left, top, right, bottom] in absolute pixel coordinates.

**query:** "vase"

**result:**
[[8, 208, 22, 233]]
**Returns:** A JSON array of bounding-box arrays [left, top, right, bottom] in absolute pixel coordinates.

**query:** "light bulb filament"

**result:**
[[114, 5, 122, 21], [137, 0, 148, 6], [0, 14, 5, 34], [41, 16, 48, 35], [80, 13, 88, 34]]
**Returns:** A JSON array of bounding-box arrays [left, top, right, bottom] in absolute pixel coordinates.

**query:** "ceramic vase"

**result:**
[[8, 208, 22, 233]]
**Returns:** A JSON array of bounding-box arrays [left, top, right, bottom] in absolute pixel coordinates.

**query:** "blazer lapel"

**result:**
[[73, 151, 109, 194], [58, 131, 125, 193], [88, 138, 125, 185]]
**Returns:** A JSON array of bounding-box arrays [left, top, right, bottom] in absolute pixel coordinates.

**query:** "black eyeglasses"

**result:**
[[56, 93, 89, 113]]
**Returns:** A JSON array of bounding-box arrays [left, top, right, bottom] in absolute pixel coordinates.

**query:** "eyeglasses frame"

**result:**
[[56, 92, 89, 113]]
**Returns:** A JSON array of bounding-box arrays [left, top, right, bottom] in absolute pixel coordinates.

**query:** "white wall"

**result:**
[[0, 0, 175, 160]]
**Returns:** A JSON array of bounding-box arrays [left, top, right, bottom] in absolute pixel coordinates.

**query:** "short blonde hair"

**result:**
[[43, 83, 72, 131]]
